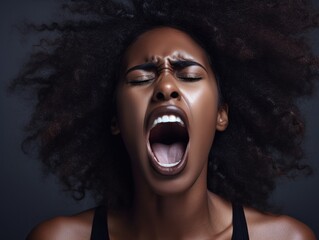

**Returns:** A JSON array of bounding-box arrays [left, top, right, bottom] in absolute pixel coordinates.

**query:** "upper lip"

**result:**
[[146, 105, 189, 133]]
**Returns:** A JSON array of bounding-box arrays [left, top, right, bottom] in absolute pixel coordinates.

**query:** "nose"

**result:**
[[152, 73, 181, 102]]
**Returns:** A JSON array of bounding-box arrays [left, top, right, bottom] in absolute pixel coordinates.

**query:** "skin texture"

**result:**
[[115, 27, 228, 196], [26, 27, 316, 240]]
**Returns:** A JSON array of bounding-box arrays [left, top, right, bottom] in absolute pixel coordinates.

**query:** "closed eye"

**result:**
[[174, 63, 205, 82], [177, 75, 203, 81], [127, 74, 156, 85], [125, 62, 157, 85]]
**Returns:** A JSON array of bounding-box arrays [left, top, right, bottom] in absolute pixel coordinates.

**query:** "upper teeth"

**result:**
[[152, 115, 185, 128]]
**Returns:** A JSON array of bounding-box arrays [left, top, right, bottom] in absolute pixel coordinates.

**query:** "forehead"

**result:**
[[123, 27, 210, 67]]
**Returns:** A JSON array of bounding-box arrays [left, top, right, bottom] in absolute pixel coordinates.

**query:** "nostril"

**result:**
[[156, 92, 165, 100], [171, 91, 179, 99]]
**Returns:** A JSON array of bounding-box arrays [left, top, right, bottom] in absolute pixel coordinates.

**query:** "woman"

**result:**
[[12, 0, 318, 239]]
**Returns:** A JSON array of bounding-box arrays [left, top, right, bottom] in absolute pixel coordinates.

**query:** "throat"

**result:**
[[131, 191, 214, 240]]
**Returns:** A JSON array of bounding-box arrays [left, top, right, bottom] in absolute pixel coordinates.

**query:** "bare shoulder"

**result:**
[[26, 209, 95, 240], [244, 207, 316, 240]]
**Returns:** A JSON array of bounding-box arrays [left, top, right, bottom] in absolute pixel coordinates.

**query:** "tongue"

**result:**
[[151, 142, 184, 165]]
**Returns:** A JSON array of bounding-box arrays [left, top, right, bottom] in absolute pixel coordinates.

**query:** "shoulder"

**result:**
[[26, 209, 95, 240], [244, 207, 316, 240]]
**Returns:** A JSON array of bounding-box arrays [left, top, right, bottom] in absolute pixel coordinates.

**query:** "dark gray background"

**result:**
[[1, 0, 318, 239]]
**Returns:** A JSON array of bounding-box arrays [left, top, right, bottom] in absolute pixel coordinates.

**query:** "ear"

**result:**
[[111, 116, 120, 135], [216, 104, 228, 132]]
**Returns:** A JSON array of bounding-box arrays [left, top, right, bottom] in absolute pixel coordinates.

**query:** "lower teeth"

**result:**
[[157, 161, 180, 167]]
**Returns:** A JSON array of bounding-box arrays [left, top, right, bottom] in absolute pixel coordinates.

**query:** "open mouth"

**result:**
[[147, 106, 189, 175]]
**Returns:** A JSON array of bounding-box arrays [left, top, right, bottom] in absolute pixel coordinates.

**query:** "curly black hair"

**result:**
[[11, 0, 319, 211]]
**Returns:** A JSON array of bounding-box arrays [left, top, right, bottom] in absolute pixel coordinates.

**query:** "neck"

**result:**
[[129, 169, 223, 240]]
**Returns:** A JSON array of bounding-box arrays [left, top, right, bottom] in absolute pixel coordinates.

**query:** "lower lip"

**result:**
[[147, 141, 189, 176]]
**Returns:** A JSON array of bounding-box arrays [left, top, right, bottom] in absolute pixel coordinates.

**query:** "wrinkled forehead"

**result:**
[[122, 27, 212, 70]]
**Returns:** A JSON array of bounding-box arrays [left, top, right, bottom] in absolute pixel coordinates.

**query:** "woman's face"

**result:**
[[114, 27, 228, 195]]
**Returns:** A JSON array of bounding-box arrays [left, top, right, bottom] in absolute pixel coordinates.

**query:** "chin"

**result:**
[[133, 152, 208, 197]]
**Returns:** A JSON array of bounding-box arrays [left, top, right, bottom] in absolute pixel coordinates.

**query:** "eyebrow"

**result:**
[[125, 60, 207, 75], [125, 62, 157, 75], [170, 60, 207, 71]]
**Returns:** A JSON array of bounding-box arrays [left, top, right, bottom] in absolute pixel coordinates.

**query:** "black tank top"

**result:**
[[91, 203, 249, 240]]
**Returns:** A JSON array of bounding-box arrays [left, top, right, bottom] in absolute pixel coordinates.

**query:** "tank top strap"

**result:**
[[231, 203, 249, 240], [90, 204, 248, 240], [91, 205, 109, 240]]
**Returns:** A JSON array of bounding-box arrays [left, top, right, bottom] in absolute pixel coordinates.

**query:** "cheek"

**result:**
[[184, 82, 219, 150], [118, 94, 142, 129], [115, 87, 149, 154], [183, 81, 219, 123]]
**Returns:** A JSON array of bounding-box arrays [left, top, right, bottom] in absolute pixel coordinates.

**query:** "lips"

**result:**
[[146, 106, 189, 175]]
